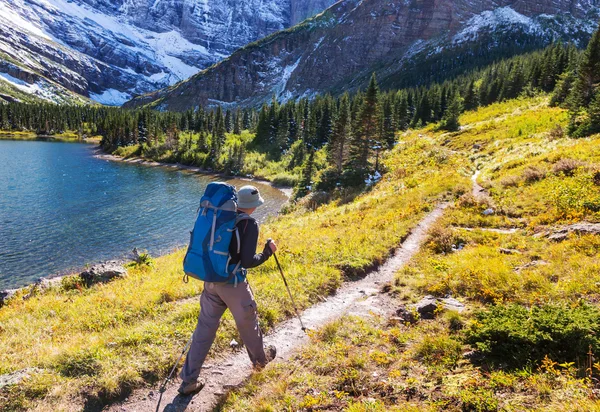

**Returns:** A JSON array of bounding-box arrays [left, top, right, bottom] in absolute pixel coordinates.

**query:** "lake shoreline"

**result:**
[[0, 132, 102, 144], [0, 141, 290, 294], [93, 147, 294, 198]]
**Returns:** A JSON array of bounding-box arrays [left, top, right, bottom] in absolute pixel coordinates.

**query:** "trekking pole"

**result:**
[[155, 333, 194, 412], [267, 239, 308, 332]]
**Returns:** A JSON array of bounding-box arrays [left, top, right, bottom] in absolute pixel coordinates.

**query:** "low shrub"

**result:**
[[271, 173, 300, 188], [425, 225, 459, 254], [466, 303, 600, 369], [522, 166, 546, 183], [413, 335, 462, 367], [552, 159, 583, 176]]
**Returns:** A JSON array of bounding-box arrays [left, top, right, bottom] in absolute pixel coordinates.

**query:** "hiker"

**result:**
[[178, 185, 278, 395]]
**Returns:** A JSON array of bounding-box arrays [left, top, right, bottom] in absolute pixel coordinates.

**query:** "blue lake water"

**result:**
[[0, 139, 287, 289]]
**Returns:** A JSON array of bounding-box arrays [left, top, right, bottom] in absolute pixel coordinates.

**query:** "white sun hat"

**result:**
[[237, 185, 265, 209]]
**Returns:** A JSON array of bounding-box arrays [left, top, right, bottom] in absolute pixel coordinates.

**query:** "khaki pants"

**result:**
[[180, 281, 266, 383]]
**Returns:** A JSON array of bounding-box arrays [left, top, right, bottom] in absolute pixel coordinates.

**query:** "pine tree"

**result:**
[[224, 109, 233, 133], [233, 110, 242, 135], [571, 26, 600, 109], [381, 96, 396, 148], [329, 93, 351, 172], [440, 92, 463, 132], [587, 89, 600, 136], [463, 80, 480, 111], [349, 73, 380, 172], [254, 104, 270, 147], [211, 107, 226, 164], [296, 149, 315, 199]]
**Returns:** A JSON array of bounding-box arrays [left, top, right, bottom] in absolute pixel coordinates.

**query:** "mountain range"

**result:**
[[125, 0, 600, 111], [1, 0, 599, 108], [0, 0, 335, 104]]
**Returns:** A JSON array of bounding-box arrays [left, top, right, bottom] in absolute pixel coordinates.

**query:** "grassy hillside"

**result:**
[[219, 97, 600, 411], [0, 126, 467, 410]]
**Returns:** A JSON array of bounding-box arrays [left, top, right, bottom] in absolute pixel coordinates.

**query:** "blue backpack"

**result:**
[[183, 182, 250, 286]]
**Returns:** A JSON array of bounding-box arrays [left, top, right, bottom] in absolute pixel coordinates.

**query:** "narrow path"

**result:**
[[106, 204, 449, 412], [453, 227, 520, 235], [472, 169, 485, 199]]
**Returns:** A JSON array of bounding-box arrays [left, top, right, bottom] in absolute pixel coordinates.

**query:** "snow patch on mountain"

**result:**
[[90, 89, 131, 105], [0, 0, 51, 40], [454, 7, 542, 43]]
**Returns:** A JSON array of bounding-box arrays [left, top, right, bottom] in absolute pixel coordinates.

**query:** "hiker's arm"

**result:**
[[240, 221, 273, 269]]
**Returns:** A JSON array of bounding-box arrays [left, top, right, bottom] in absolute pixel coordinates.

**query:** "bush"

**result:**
[[552, 159, 583, 176], [500, 175, 521, 188], [413, 335, 462, 367], [426, 225, 459, 254], [271, 173, 300, 187], [315, 168, 342, 192], [466, 303, 600, 369], [522, 166, 546, 183]]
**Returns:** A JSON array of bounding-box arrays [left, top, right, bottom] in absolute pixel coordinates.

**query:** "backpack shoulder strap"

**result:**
[[233, 212, 253, 254], [235, 212, 252, 224]]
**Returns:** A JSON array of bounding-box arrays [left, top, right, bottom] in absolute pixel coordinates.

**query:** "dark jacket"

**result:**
[[229, 215, 272, 269]]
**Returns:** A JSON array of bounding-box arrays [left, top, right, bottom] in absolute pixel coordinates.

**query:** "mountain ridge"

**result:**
[[0, 0, 337, 104], [123, 0, 600, 111]]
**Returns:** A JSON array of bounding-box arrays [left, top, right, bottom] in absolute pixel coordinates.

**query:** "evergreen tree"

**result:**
[[233, 110, 242, 135], [463, 80, 480, 111], [349, 73, 380, 173], [571, 26, 600, 109], [440, 92, 463, 132], [329, 93, 351, 172], [224, 109, 233, 133], [211, 107, 226, 164], [296, 149, 315, 199]]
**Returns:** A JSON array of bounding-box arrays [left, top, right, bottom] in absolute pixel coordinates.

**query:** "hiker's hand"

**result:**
[[267, 240, 277, 253]]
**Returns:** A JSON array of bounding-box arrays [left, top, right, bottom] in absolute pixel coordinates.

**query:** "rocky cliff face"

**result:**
[[0, 0, 336, 104], [124, 0, 600, 111]]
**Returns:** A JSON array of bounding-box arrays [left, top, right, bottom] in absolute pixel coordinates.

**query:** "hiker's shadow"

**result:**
[[162, 394, 193, 412]]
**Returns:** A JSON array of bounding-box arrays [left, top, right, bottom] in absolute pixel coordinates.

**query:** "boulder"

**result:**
[[499, 248, 521, 255], [409, 296, 466, 320], [80, 261, 127, 286], [538, 223, 600, 242], [414, 296, 439, 320], [0, 368, 40, 389], [482, 208, 495, 216], [395, 306, 418, 324], [0, 289, 16, 308], [440, 297, 466, 313]]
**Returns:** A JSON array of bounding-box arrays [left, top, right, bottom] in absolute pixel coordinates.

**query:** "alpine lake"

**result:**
[[0, 138, 288, 289]]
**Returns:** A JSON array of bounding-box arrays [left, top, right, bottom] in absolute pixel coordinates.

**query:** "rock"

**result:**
[[395, 306, 418, 324], [440, 297, 466, 313], [499, 248, 521, 255], [483, 208, 495, 216], [414, 296, 439, 320], [515, 260, 549, 272], [407, 296, 466, 319], [541, 223, 600, 242], [80, 261, 127, 286], [0, 289, 16, 308], [0, 368, 40, 389]]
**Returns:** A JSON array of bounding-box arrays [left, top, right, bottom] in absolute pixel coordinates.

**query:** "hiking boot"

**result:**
[[254, 345, 277, 370], [266, 345, 277, 363], [177, 379, 205, 396]]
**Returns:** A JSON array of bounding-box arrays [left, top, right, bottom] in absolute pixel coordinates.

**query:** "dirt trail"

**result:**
[[106, 204, 448, 412]]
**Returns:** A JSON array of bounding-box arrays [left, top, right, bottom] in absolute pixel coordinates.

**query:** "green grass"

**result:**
[[0, 131, 467, 410], [0, 130, 102, 143], [220, 315, 600, 411], [219, 96, 600, 412]]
